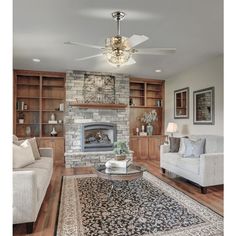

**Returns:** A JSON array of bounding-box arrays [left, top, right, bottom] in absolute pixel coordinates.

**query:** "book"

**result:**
[[16, 101, 24, 110], [105, 158, 131, 169]]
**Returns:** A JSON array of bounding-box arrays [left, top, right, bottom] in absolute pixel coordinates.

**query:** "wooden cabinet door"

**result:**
[[37, 138, 64, 166], [137, 137, 149, 160], [54, 138, 65, 166], [148, 137, 161, 160], [129, 137, 149, 161], [129, 137, 139, 161]]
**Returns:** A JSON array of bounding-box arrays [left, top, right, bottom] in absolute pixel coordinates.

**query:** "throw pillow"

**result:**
[[27, 137, 41, 160], [20, 137, 41, 160], [183, 138, 206, 158], [13, 140, 35, 168], [169, 137, 180, 152], [13, 134, 18, 142], [178, 137, 188, 155]]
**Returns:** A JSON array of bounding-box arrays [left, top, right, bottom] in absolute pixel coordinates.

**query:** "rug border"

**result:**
[[54, 172, 223, 235], [54, 175, 64, 236], [54, 174, 95, 236]]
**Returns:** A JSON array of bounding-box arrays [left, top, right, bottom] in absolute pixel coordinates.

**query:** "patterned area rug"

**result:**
[[55, 172, 223, 236]]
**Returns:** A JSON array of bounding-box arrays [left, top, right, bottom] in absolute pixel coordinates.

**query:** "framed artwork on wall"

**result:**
[[83, 74, 115, 104], [174, 87, 189, 119], [193, 87, 215, 125]]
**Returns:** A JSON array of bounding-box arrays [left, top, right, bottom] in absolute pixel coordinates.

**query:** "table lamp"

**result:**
[[166, 122, 178, 137]]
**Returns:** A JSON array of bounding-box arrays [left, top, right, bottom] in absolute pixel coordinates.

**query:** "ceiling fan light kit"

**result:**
[[104, 36, 132, 67], [104, 11, 132, 67], [65, 11, 176, 67]]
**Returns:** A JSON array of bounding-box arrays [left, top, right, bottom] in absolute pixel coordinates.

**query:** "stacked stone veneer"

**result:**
[[64, 70, 131, 167]]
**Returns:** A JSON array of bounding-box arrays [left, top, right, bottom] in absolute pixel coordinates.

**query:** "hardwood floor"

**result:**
[[13, 161, 223, 235]]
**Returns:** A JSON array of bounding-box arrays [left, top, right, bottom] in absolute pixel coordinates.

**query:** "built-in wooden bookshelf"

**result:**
[[15, 74, 41, 137], [14, 71, 65, 138], [13, 70, 66, 166], [129, 78, 165, 161], [129, 78, 165, 135], [129, 78, 164, 108]]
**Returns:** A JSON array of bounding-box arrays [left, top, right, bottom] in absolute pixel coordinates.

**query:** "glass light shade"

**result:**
[[166, 122, 178, 133], [104, 36, 132, 66]]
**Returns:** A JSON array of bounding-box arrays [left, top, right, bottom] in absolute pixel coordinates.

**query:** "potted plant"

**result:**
[[141, 109, 158, 135], [113, 141, 130, 161]]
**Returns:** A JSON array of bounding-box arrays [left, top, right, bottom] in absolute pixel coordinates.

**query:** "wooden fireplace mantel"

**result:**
[[69, 102, 127, 109]]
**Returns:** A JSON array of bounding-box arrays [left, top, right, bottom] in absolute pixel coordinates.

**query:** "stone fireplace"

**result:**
[[81, 122, 117, 152], [64, 70, 131, 167]]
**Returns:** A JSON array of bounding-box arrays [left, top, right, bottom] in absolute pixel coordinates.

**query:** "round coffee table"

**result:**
[[95, 164, 146, 197]]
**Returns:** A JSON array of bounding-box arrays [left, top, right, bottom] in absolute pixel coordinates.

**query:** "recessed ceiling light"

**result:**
[[33, 58, 40, 62], [155, 69, 162, 73]]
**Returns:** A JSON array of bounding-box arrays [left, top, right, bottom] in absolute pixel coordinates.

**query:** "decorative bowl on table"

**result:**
[[115, 155, 126, 161]]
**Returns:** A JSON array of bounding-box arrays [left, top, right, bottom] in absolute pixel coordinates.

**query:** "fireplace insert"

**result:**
[[81, 122, 117, 152]]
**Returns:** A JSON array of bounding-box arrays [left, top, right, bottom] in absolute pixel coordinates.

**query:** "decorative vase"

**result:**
[[146, 123, 153, 136], [50, 113, 56, 121], [25, 126, 31, 137], [50, 127, 57, 137]]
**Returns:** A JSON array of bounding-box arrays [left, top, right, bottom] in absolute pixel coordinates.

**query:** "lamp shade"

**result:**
[[166, 122, 178, 133]]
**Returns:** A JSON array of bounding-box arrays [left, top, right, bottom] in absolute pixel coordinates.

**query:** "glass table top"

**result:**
[[96, 164, 146, 175]]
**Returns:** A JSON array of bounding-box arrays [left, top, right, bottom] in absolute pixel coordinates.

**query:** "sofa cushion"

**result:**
[[24, 157, 53, 171], [169, 137, 180, 152], [183, 138, 205, 157], [19, 167, 50, 201], [162, 153, 181, 165], [13, 141, 35, 168], [176, 157, 200, 175], [162, 153, 200, 175]]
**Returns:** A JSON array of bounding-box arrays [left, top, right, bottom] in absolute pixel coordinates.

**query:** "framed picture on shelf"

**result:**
[[193, 87, 215, 125], [174, 87, 189, 119]]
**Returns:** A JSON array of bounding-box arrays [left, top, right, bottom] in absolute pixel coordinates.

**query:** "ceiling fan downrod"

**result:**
[[112, 11, 126, 36]]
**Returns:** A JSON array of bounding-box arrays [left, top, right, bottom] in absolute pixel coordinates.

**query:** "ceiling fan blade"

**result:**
[[75, 54, 103, 61], [64, 41, 103, 50], [124, 57, 136, 65], [127, 35, 149, 47], [135, 48, 176, 55]]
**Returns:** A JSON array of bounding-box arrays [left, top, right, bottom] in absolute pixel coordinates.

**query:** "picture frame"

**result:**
[[174, 87, 189, 119], [193, 87, 215, 125]]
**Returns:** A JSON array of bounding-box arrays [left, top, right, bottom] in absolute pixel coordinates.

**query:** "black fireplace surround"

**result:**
[[81, 122, 117, 152]]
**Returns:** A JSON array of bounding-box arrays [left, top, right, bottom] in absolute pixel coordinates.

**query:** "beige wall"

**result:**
[[165, 55, 223, 136]]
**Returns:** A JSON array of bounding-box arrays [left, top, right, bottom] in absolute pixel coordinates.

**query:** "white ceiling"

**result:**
[[13, 0, 223, 80]]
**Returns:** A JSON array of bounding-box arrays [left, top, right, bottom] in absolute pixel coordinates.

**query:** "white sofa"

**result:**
[[160, 135, 223, 193], [13, 143, 53, 233]]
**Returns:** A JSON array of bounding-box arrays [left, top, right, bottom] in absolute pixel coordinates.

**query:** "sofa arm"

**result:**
[[13, 170, 37, 223], [39, 147, 53, 158], [160, 144, 170, 168], [160, 144, 170, 155], [199, 153, 224, 187]]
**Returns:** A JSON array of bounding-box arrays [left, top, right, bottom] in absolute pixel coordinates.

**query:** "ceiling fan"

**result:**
[[64, 11, 176, 67]]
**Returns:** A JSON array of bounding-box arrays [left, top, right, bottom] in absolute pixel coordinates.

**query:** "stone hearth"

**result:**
[[64, 71, 131, 167]]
